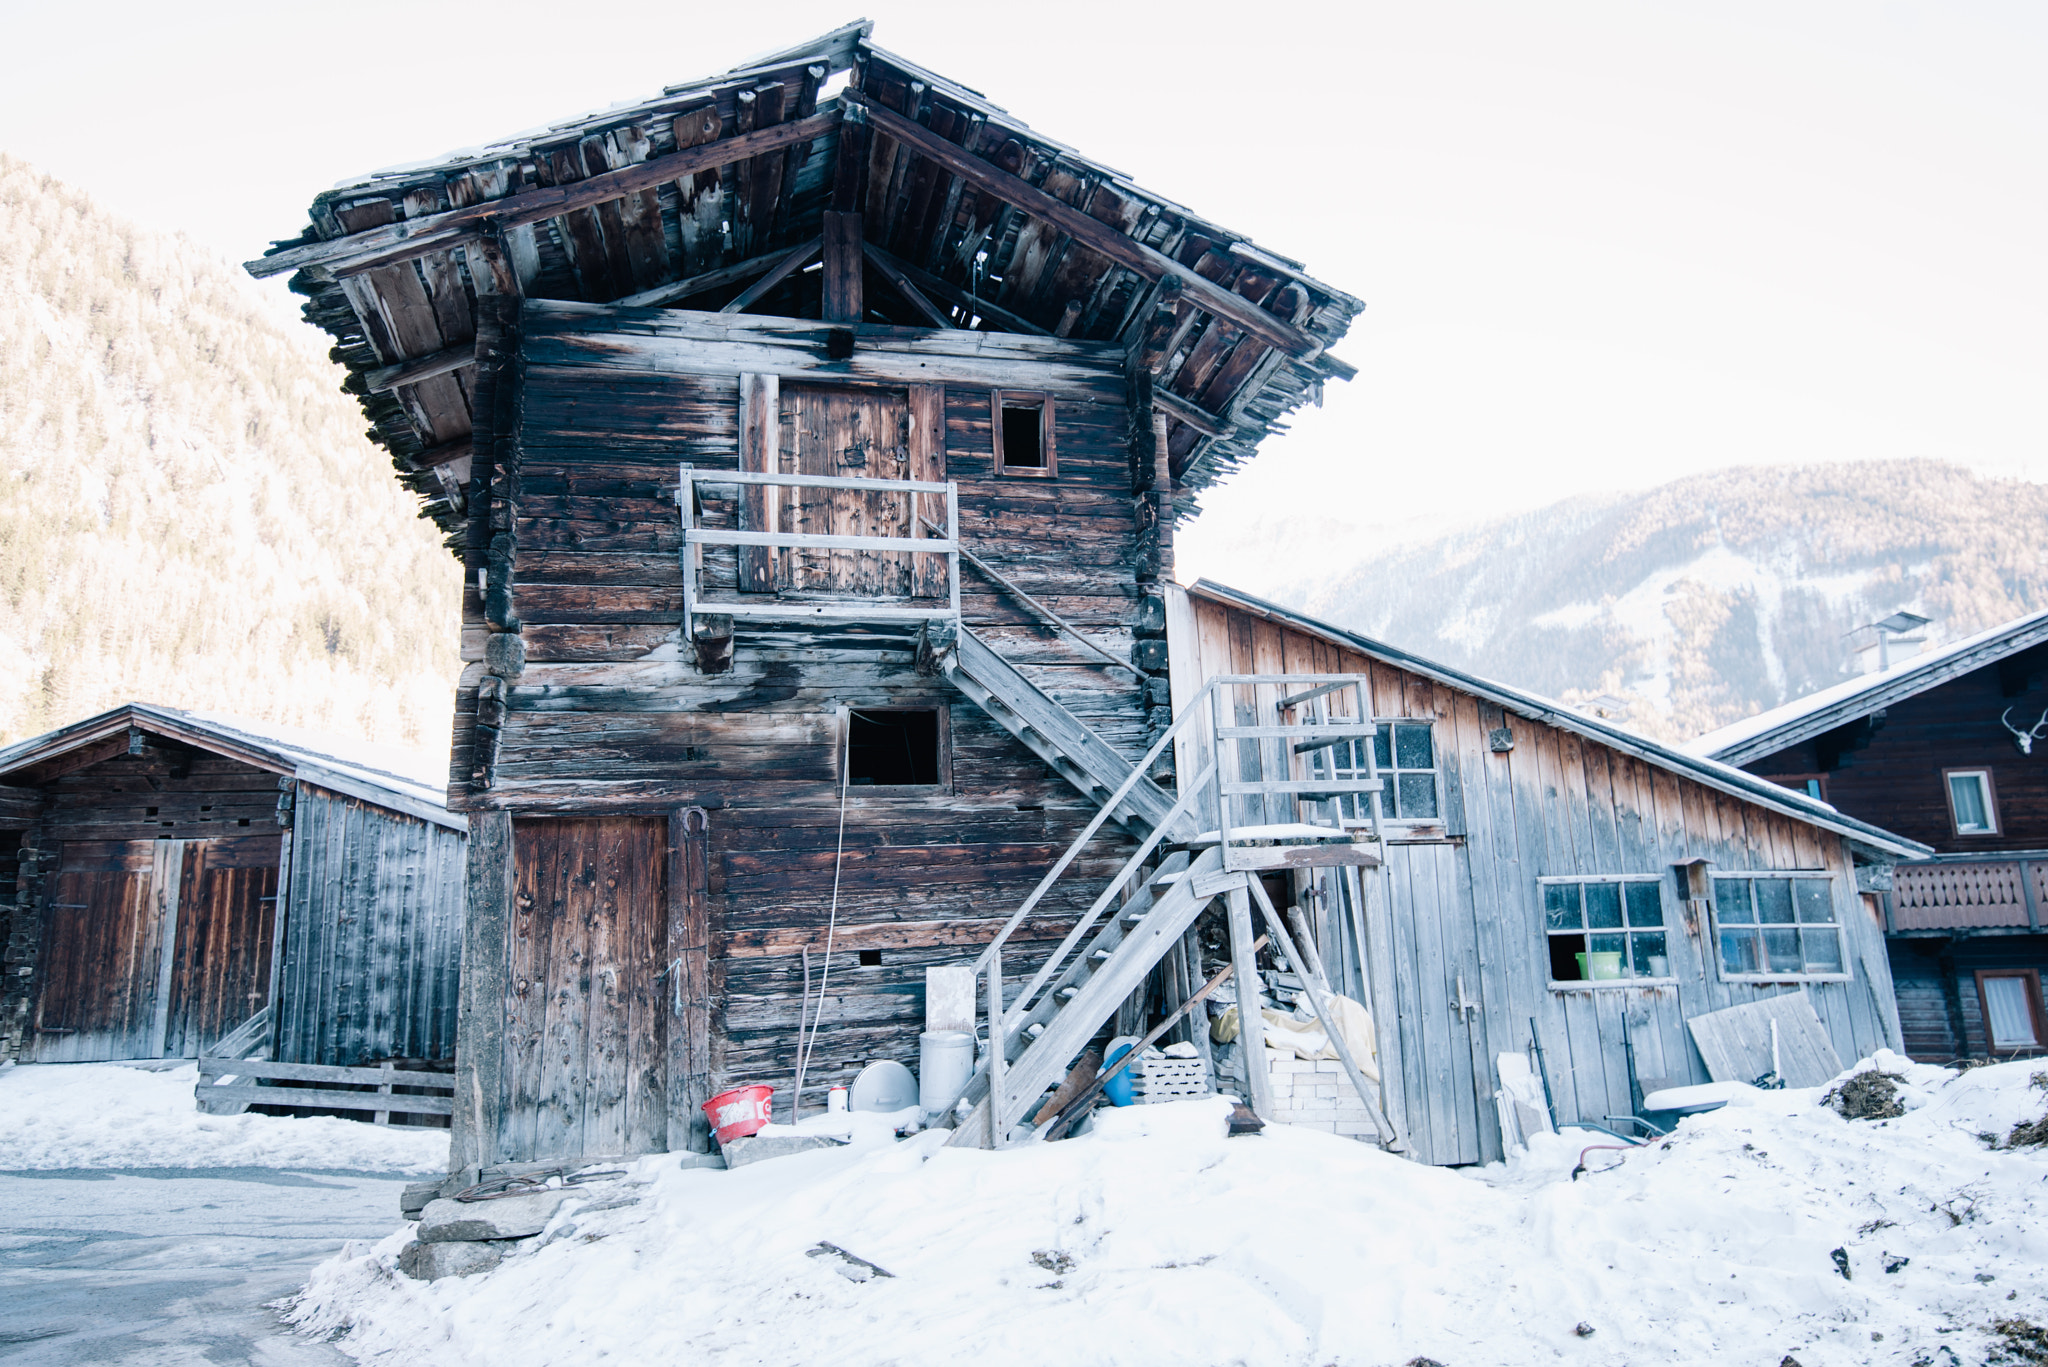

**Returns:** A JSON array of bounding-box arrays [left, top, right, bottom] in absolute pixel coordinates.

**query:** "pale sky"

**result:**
[[4, 1, 2042, 593]]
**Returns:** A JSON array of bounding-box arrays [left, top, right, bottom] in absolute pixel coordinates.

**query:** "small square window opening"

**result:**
[[846, 709, 942, 787], [858, 949, 884, 968], [1545, 877, 1669, 983], [1945, 769, 1998, 836], [991, 390, 1055, 477]]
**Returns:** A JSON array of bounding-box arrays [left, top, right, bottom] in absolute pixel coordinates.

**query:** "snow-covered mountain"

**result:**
[[1270, 461, 2048, 742], [0, 154, 460, 749]]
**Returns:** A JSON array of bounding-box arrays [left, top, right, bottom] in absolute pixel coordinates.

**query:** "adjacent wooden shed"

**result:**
[[1170, 582, 1930, 1166], [0, 705, 466, 1069], [1691, 609, 2048, 1061]]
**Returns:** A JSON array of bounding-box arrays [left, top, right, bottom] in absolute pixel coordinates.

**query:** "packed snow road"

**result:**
[[0, 1062, 448, 1364], [0, 1165, 410, 1365]]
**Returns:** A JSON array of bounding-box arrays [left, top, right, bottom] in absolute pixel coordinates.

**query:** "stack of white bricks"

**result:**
[[1262, 1051, 1380, 1141]]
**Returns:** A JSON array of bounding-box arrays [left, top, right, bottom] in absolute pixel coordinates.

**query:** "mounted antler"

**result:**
[[2000, 707, 2048, 755]]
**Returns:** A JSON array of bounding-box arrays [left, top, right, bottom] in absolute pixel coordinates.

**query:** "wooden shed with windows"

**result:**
[[1691, 608, 2048, 1062], [249, 23, 1367, 1170], [1167, 582, 1929, 1166], [0, 705, 466, 1071]]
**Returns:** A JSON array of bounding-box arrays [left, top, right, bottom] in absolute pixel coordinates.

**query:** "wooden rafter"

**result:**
[[248, 111, 841, 280], [365, 343, 475, 394], [844, 94, 1324, 361]]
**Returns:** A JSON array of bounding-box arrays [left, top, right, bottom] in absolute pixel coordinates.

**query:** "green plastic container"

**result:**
[[1575, 951, 1624, 981]]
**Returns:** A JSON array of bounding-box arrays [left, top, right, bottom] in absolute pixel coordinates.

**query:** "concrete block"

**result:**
[[398, 1238, 512, 1280], [418, 1190, 571, 1243], [720, 1133, 841, 1168]]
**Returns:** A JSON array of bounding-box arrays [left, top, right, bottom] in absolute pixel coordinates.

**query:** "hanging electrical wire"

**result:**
[[791, 708, 857, 1118]]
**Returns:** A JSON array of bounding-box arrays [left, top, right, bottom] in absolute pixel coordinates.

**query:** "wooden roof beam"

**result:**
[[366, 342, 475, 393], [862, 242, 1047, 335], [247, 110, 840, 281], [861, 240, 951, 328], [718, 236, 823, 314], [843, 93, 1325, 362]]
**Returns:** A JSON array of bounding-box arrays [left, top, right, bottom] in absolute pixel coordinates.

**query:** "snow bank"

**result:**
[[288, 1058, 2048, 1366], [0, 1062, 448, 1174]]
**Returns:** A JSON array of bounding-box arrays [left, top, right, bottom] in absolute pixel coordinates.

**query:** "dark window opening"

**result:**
[[145, 806, 158, 816], [237, 818, 251, 827], [858, 949, 883, 967], [1001, 405, 1043, 467], [847, 709, 941, 786]]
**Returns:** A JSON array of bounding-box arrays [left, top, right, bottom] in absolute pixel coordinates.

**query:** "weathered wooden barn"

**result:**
[[1166, 582, 1928, 1165], [1691, 609, 2048, 1062], [0, 705, 466, 1071], [251, 24, 1365, 1168]]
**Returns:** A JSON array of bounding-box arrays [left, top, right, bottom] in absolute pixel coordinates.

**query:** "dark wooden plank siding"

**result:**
[[162, 835, 278, 1057], [1887, 933, 2048, 1060], [276, 786, 465, 1067], [27, 841, 159, 1062]]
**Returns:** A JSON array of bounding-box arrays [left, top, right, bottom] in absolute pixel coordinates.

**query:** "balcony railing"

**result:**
[[1890, 852, 2047, 932], [677, 465, 960, 631]]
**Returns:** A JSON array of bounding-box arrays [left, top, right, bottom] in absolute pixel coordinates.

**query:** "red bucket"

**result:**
[[703, 1084, 774, 1145]]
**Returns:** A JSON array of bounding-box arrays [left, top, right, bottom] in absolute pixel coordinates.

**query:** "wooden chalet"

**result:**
[[1169, 583, 1928, 1165], [252, 24, 1365, 1169], [1692, 609, 2048, 1063], [0, 705, 466, 1076]]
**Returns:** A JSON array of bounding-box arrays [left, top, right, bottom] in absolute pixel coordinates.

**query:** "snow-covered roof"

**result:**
[[1188, 580, 1932, 862], [0, 702, 457, 829], [1687, 606, 2048, 768]]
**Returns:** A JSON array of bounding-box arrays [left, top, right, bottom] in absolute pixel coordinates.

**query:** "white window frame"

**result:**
[[1539, 874, 1677, 991], [1308, 718, 1443, 829], [1943, 768, 2000, 837], [1710, 871, 1852, 984]]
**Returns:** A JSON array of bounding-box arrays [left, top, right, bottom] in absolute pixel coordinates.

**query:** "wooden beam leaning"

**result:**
[[1152, 387, 1226, 438], [616, 244, 799, 309], [844, 95, 1324, 361], [862, 240, 950, 328], [247, 111, 840, 280], [720, 237, 823, 314], [862, 242, 1047, 335], [365, 342, 476, 394]]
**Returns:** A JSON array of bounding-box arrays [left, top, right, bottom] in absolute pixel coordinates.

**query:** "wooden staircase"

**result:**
[[934, 665, 1406, 1150]]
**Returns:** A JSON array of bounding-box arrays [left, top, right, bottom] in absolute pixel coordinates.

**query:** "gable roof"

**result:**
[[1187, 580, 1932, 861], [249, 22, 1361, 546], [1686, 607, 2048, 768], [0, 703, 459, 830]]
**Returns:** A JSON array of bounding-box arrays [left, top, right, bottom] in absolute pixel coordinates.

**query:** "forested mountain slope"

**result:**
[[1278, 462, 2048, 742], [0, 153, 460, 749]]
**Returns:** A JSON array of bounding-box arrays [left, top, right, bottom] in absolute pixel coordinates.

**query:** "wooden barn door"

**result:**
[[28, 840, 161, 1062], [1380, 844, 1492, 1165], [161, 835, 280, 1057], [504, 816, 673, 1161], [772, 382, 945, 598]]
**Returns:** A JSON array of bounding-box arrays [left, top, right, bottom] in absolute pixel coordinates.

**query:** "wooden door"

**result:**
[[162, 836, 280, 1057], [504, 817, 670, 1161], [782, 383, 911, 595], [28, 840, 160, 1062], [1380, 844, 1493, 1165]]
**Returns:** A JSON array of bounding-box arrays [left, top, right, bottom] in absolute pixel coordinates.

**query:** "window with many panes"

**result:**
[[1711, 874, 1846, 979], [1307, 720, 1440, 823], [1543, 877, 1670, 984]]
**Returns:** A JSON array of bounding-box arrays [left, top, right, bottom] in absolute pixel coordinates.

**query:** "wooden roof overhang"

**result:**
[[0, 704, 460, 831], [249, 22, 1361, 548], [1186, 580, 1936, 864]]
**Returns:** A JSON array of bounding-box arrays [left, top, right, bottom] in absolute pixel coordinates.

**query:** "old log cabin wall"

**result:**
[[1171, 583, 1915, 1166], [448, 307, 1155, 1164], [251, 24, 1365, 1170], [1693, 617, 2048, 1062], [0, 706, 465, 1070]]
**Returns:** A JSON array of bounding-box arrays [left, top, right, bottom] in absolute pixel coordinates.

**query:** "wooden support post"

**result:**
[[452, 810, 513, 1170], [1225, 886, 1274, 1118], [737, 374, 780, 593], [374, 1060, 395, 1126], [1268, 893, 1407, 1152], [987, 948, 1005, 1148], [667, 807, 713, 1152], [822, 211, 864, 323]]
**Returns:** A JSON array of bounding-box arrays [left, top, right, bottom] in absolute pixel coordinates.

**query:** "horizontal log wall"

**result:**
[[1888, 933, 2048, 1061], [460, 303, 1153, 1126], [1182, 593, 1902, 1162]]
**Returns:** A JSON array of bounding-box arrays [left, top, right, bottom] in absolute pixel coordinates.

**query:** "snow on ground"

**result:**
[[0, 1061, 449, 1174], [289, 1055, 2048, 1367]]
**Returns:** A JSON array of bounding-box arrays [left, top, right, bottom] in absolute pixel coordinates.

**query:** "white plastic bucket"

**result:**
[[919, 1030, 975, 1115]]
